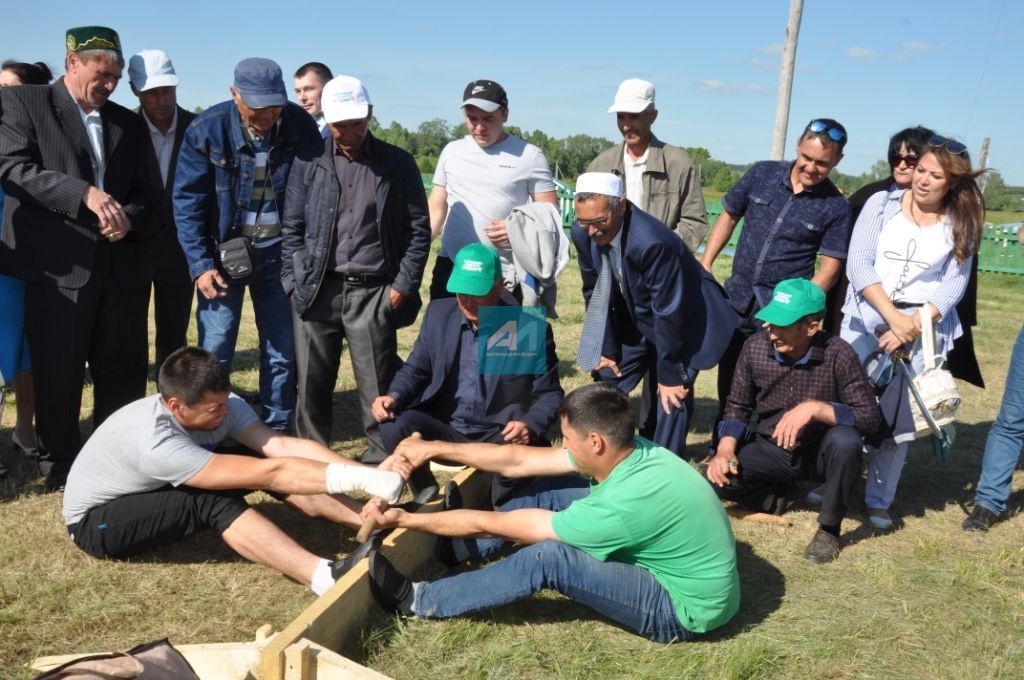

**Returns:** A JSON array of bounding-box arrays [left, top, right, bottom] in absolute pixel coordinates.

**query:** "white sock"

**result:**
[[311, 558, 334, 596]]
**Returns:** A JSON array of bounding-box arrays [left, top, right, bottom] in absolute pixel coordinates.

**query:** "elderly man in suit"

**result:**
[[0, 26, 153, 490], [128, 49, 196, 371], [371, 242, 563, 502], [570, 172, 737, 456]]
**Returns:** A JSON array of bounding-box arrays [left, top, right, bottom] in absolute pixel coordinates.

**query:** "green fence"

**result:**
[[979, 223, 1023, 275]]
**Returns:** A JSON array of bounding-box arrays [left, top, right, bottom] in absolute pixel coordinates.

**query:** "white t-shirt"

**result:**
[[62, 394, 261, 526], [874, 211, 954, 304], [623, 146, 649, 207], [433, 135, 556, 276]]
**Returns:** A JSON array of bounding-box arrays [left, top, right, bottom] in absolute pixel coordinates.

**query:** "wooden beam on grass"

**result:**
[[259, 468, 493, 680]]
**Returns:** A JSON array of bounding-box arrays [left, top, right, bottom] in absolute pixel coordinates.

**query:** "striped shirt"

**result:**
[[241, 126, 281, 248]]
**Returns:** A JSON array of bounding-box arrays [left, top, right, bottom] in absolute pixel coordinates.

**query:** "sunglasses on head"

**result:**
[[928, 134, 967, 155], [806, 119, 846, 142], [893, 154, 918, 167]]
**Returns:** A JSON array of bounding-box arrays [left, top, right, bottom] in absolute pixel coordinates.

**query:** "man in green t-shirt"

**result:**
[[362, 383, 740, 643]]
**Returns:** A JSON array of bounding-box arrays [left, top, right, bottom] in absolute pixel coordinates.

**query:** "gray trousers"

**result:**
[[292, 275, 397, 458]]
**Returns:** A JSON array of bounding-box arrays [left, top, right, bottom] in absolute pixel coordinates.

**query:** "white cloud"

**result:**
[[845, 47, 880, 60], [898, 41, 945, 60], [750, 58, 815, 74], [759, 43, 784, 55], [693, 80, 769, 95]]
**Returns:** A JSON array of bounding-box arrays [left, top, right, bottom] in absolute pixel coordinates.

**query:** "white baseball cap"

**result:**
[[607, 78, 655, 114], [575, 172, 624, 198], [321, 75, 371, 123], [128, 49, 179, 92]]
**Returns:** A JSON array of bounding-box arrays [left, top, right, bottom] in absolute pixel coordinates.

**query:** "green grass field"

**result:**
[[1, 250, 1022, 679]]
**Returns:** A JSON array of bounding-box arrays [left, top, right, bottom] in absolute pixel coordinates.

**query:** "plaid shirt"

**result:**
[[721, 331, 881, 448]]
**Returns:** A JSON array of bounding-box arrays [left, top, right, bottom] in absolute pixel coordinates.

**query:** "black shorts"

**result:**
[[68, 486, 251, 559]]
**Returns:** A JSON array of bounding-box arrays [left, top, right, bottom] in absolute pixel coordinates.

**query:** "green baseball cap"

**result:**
[[755, 278, 825, 326], [447, 243, 500, 296]]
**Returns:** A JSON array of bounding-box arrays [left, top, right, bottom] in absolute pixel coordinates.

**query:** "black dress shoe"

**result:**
[[962, 505, 998, 533], [803, 529, 841, 564], [407, 466, 439, 500], [368, 550, 414, 614], [442, 480, 463, 511]]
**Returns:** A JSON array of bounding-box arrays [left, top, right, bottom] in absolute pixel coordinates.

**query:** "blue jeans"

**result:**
[[412, 476, 695, 643], [197, 245, 295, 430], [974, 324, 1024, 515]]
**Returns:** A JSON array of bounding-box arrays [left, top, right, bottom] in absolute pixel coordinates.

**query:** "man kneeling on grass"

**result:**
[[361, 382, 739, 643], [61, 346, 411, 595]]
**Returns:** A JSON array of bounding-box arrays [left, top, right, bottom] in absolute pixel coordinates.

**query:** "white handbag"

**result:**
[[907, 307, 960, 439]]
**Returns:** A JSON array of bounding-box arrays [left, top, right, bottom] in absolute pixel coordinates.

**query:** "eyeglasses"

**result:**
[[928, 134, 967, 155], [893, 154, 918, 167], [806, 119, 846, 142], [576, 209, 613, 229]]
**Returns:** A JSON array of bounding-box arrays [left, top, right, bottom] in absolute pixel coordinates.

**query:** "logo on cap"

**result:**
[[463, 260, 483, 273], [774, 292, 792, 304]]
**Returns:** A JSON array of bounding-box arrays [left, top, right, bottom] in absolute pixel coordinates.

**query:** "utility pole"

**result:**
[[770, 0, 804, 160], [978, 137, 990, 192]]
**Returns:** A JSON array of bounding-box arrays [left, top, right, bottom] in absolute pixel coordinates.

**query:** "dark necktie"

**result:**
[[577, 247, 613, 372]]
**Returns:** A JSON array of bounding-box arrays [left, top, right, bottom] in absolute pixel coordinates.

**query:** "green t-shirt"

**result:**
[[551, 437, 740, 633]]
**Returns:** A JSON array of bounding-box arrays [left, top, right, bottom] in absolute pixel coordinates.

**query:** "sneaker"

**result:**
[[330, 534, 379, 580], [805, 485, 825, 506], [803, 529, 841, 564], [368, 550, 414, 614], [867, 508, 893, 531], [962, 505, 998, 533]]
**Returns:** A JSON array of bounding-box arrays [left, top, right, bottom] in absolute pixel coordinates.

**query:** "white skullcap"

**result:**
[[575, 172, 624, 198]]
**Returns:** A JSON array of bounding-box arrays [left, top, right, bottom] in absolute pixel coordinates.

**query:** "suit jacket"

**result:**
[[0, 80, 153, 288], [135, 105, 195, 252], [387, 297, 563, 438], [571, 205, 738, 386]]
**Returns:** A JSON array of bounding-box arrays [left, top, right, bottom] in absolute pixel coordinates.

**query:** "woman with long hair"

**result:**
[[841, 134, 986, 530]]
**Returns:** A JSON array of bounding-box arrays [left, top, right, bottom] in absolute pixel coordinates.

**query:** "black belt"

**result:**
[[893, 301, 924, 309], [328, 271, 389, 286]]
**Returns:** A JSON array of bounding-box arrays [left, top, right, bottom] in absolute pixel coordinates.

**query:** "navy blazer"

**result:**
[[387, 296, 563, 438], [571, 205, 738, 386]]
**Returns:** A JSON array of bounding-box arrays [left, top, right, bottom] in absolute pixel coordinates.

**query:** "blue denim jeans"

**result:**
[[197, 245, 295, 430], [974, 324, 1024, 515], [412, 476, 695, 643]]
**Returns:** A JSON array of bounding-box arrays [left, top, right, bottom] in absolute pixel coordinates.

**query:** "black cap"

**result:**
[[461, 80, 508, 112]]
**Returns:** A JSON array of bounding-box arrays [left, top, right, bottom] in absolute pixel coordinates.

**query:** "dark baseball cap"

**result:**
[[461, 79, 508, 112], [233, 58, 287, 109]]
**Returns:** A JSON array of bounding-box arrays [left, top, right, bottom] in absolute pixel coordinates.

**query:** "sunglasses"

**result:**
[[893, 154, 918, 167], [806, 119, 846, 142], [928, 134, 967, 155]]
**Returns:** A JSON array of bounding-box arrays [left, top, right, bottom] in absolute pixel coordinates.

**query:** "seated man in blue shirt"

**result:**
[[371, 243, 563, 502]]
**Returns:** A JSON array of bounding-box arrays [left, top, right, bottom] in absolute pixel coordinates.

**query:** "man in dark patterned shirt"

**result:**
[[701, 119, 852, 455], [705, 279, 881, 564]]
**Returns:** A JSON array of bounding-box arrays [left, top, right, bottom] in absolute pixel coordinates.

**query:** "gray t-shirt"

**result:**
[[62, 394, 261, 526], [433, 135, 556, 277]]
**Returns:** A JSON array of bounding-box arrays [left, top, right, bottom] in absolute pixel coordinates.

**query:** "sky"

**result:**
[[4, 0, 1023, 184]]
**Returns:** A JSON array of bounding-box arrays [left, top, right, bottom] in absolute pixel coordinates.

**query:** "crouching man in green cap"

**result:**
[[705, 278, 882, 563]]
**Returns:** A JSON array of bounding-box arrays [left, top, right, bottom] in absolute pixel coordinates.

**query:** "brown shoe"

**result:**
[[803, 529, 841, 564]]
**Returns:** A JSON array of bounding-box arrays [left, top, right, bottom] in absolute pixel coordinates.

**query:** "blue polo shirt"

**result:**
[[722, 161, 850, 315]]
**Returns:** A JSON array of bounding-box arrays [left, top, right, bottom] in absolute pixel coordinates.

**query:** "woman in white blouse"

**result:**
[[841, 135, 985, 530]]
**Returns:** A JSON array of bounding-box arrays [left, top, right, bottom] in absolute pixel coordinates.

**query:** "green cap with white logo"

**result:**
[[755, 278, 825, 326], [447, 243, 501, 296]]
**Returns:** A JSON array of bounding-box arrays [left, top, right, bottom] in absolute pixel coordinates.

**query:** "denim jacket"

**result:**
[[172, 100, 321, 280]]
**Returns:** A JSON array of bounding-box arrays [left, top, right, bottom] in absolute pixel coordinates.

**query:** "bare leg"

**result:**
[[14, 370, 36, 447], [220, 508, 320, 587], [283, 492, 364, 530]]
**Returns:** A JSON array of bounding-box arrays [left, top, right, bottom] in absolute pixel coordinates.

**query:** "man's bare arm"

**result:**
[[428, 185, 449, 240], [701, 210, 741, 273]]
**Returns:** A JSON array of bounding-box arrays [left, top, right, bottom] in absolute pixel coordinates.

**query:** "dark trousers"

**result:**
[[711, 312, 762, 452], [379, 408, 532, 506], [69, 485, 250, 559], [26, 243, 147, 479], [716, 426, 863, 527], [145, 237, 194, 370], [292, 275, 397, 457]]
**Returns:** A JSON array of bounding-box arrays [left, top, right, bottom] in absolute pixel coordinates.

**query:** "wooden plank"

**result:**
[[283, 639, 392, 680], [260, 468, 492, 680], [726, 507, 792, 526]]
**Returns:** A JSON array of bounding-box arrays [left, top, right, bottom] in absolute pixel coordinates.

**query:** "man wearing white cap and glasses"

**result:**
[[571, 172, 736, 456], [588, 79, 708, 253], [426, 79, 559, 300], [128, 49, 196, 372], [282, 75, 430, 464]]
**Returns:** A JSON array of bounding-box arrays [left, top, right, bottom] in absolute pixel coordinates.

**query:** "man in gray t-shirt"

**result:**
[[427, 79, 558, 299], [62, 347, 411, 596]]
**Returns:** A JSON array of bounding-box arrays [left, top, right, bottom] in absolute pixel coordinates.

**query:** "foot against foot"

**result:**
[[330, 535, 379, 581], [368, 550, 414, 613], [962, 505, 998, 533], [803, 529, 841, 564], [867, 508, 893, 531]]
